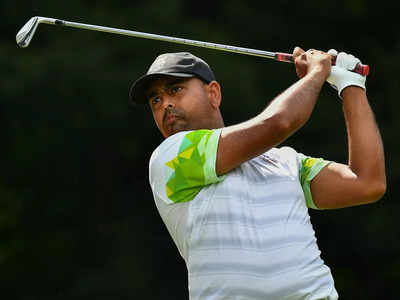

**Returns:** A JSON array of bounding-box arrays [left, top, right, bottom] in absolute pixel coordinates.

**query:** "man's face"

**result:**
[[146, 76, 217, 138]]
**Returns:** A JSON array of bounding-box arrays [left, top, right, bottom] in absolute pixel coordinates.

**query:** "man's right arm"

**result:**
[[216, 48, 331, 175]]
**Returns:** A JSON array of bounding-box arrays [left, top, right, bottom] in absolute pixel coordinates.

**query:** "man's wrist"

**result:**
[[341, 86, 366, 99], [306, 67, 329, 86]]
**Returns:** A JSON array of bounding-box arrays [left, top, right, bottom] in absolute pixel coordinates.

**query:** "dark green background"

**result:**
[[2, 1, 399, 299]]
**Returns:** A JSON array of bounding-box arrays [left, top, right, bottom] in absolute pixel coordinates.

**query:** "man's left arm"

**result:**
[[311, 68, 386, 209]]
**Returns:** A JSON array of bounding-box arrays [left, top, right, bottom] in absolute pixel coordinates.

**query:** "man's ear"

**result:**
[[206, 81, 222, 109]]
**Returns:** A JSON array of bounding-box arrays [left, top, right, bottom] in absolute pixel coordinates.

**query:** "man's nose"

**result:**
[[162, 95, 175, 109]]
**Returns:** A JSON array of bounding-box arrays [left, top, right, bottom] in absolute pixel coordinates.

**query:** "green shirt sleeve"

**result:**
[[153, 129, 224, 204], [299, 156, 331, 209]]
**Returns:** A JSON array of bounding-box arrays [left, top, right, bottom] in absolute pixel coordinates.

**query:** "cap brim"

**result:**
[[129, 72, 195, 106]]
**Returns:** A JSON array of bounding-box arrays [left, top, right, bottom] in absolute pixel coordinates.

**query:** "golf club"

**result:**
[[16, 16, 369, 76]]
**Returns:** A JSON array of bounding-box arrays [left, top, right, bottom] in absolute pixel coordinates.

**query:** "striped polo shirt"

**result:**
[[149, 129, 338, 300]]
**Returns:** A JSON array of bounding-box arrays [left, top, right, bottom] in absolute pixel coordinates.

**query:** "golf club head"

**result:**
[[16, 16, 40, 48]]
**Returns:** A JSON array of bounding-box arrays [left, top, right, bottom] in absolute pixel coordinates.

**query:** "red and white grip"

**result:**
[[274, 52, 370, 76]]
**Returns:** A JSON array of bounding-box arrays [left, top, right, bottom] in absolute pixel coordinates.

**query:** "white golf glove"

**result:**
[[326, 49, 366, 98]]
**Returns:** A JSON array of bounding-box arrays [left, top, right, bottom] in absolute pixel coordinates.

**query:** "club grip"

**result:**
[[275, 52, 294, 63], [331, 56, 370, 76], [275, 52, 370, 76]]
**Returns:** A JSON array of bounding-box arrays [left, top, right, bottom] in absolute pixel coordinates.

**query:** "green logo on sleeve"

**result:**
[[165, 130, 213, 203]]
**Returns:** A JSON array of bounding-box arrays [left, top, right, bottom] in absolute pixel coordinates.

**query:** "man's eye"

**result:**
[[151, 97, 161, 105], [170, 86, 183, 94]]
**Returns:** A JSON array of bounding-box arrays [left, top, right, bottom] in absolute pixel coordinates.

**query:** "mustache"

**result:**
[[163, 108, 183, 123]]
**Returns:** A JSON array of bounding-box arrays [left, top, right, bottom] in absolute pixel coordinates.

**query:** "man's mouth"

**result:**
[[166, 114, 177, 123], [164, 113, 180, 127]]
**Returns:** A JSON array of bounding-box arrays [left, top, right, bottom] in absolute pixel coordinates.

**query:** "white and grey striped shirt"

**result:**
[[150, 129, 338, 299]]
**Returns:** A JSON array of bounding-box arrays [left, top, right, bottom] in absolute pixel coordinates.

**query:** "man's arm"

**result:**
[[216, 48, 331, 175], [311, 87, 386, 208]]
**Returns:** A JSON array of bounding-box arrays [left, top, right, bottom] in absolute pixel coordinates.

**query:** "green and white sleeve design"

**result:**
[[299, 156, 331, 209], [150, 129, 224, 204]]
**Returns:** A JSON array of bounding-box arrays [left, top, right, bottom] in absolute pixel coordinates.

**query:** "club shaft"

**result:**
[[43, 18, 277, 60], [24, 17, 370, 76]]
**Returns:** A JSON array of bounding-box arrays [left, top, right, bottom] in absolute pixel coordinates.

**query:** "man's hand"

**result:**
[[326, 49, 366, 98], [292, 47, 331, 80]]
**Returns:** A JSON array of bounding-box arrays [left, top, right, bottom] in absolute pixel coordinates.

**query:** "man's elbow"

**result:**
[[363, 180, 387, 203], [272, 113, 301, 139]]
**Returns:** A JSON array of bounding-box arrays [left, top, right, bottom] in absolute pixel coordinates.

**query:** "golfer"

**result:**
[[129, 48, 386, 299]]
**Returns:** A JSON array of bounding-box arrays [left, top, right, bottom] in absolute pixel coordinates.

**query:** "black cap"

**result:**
[[129, 52, 216, 105]]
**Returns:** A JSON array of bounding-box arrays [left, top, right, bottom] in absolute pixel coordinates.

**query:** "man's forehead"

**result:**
[[145, 77, 189, 94]]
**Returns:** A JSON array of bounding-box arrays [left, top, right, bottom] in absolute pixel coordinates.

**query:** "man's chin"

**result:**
[[162, 127, 181, 138], [170, 127, 186, 136], [165, 121, 188, 136]]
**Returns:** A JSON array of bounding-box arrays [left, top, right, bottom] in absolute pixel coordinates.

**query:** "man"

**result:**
[[129, 48, 386, 299]]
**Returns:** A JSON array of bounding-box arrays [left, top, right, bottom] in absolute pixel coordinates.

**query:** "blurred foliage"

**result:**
[[1, 0, 399, 298]]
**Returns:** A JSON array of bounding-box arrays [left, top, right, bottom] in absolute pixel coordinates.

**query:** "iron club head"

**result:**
[[16, 16, 40, 48]]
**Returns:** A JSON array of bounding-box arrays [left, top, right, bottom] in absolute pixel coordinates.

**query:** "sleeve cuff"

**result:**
[[302, 160, 331, 209]]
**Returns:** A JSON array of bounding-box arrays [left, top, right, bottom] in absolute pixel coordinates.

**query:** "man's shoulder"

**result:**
[[150, 129, 223, 165], [155, 131, 189, 151], [150, 131, 190, 164], [149, 128, 224, 204]]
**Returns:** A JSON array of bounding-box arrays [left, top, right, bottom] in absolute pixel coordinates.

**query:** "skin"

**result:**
[[147, 47, 386, 209], [147, 76, 224, 138], [310, 87, 386, 208]]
